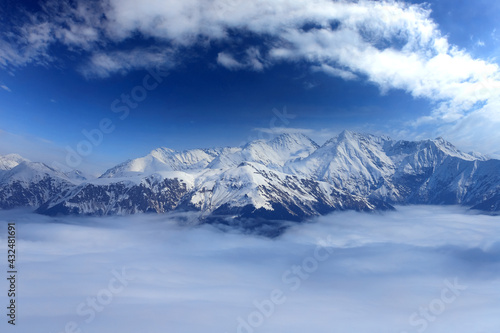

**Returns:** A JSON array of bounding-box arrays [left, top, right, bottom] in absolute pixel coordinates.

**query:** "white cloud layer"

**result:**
[[1, 0, 499, 154], [0, 206, 499, 332]]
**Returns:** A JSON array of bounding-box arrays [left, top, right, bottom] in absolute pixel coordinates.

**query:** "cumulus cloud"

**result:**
[[1, 0, 500, 153], [0, 206, 499, 332]]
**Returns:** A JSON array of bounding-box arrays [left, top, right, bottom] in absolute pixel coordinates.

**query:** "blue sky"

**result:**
[[0, 0, 499, 174]]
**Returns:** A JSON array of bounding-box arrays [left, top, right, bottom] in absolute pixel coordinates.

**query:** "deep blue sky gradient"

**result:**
[[0, 0, 499, 173]]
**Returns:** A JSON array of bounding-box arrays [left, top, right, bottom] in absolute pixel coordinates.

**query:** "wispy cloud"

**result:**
[[217, 48, 265, 71], [217, 52, 245, 70], [79, 47, 175, 78], [0, 84, 11, 92], [311, 64, 357, 81]]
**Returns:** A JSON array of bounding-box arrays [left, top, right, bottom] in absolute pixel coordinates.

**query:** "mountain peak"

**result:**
[[428, 137, 477, 161], [150, 147, 176, 159], [0, 153, 30, 171], [323, 130, 386, 147], [1, 161, 71, 185], [339, 129, 354, 137], [3, 131, 500, 219], [269, 132, 319, 148]]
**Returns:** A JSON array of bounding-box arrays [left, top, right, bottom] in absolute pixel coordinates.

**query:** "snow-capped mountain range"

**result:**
[[1, 132, 499, 223]]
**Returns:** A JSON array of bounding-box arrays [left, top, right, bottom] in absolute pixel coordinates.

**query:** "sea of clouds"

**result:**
[[0, 206, 499, 333]]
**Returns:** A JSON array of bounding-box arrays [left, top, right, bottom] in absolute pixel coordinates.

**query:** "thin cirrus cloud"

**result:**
[[79, 47, 175, 78], [0, 84, 11, 92], [0, 0, 499, 153], [0, 206, 499, 332]]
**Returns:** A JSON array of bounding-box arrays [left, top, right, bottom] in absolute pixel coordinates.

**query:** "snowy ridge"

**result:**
[[64, 169, 95, 183], [0, 160, 76, 209], [100, 148, 221, 178], [1, 131, 499, 223], [0, 153, 30, 171]]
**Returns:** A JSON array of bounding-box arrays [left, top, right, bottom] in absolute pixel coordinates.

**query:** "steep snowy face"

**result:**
[[0, 162, 70, 184], [37, 175, 192, 216], [286, 131, 492, 202], [386, 138, 478, 175], [0, 153, 91, 184], [268, 133, 319, 161], [0, 161, 75, 209], [0, 154, 30, 171], [287, 131, 395, 195], [150, 147, 221, 170], [208, 133, 319, 170], [64, 170, 95, 183], [3, 131, 500, 220], [190, 162, 276, 213], [188, 161, 379, 220], [100, 147, 221, 178], [431, 138, 481, 161], [37, 160, 379, 219]]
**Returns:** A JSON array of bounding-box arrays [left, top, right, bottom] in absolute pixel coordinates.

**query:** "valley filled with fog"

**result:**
[[1, 206, 499, 333]]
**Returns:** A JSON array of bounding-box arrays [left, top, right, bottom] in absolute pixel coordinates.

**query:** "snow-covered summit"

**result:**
[[2, 131, 499, 221], [0, 160, 76, 209], [0, 154, 30, 171], [100, 147, 222, 178], [209, 133, 319, 170]]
